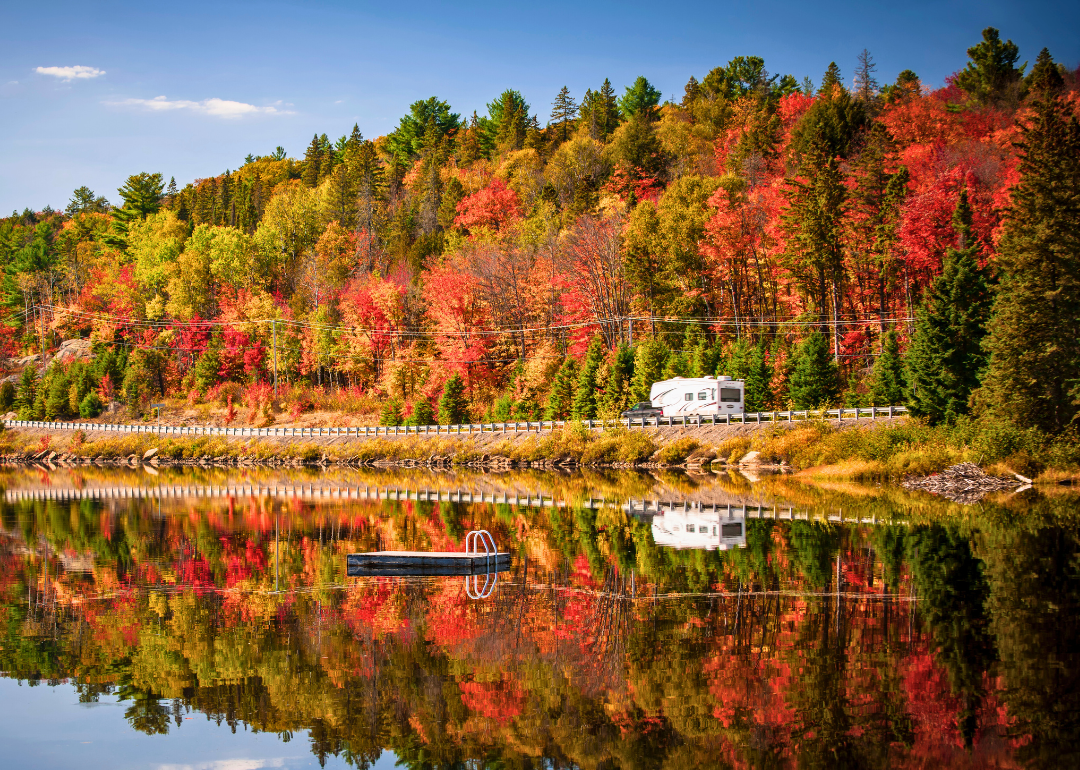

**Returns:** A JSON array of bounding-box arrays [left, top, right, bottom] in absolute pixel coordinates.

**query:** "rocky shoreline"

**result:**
[[0, 446, 786, 473]]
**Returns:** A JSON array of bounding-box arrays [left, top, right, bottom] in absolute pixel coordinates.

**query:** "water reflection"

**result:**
[[1, 466, 1079, 768]]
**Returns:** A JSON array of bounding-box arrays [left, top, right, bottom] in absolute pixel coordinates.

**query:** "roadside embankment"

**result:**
[[8, 415, 1071, 483]]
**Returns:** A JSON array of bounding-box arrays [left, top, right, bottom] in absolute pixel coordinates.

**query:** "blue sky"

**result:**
[[1, 0, 1076, 215]]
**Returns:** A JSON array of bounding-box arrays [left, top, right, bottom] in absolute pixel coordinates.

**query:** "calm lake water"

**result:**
[[1, 465, 1078, 769]]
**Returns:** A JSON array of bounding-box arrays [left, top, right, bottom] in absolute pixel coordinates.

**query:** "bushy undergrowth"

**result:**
[[746, 416, 1080, 478], [656, 437, 702, 465]]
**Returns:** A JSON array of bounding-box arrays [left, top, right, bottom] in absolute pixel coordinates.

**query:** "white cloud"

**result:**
[[107, 95, 293, 119], [36, 65, 105, 81], [156, 759, 289, 770]]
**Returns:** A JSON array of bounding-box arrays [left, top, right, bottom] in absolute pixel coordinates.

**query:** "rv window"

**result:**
[[720, 387, 742, 402], [697, 391, 707, 400], [684, 392, 694, 401], [721, 522, 743, 537], [686, 524, 695, 533]]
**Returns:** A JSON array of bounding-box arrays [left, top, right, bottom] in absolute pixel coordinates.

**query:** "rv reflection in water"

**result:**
[[650, 507, 747, 550]]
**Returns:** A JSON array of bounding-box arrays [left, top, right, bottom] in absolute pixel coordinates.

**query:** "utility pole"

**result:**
[[38, 306, 45, 362]]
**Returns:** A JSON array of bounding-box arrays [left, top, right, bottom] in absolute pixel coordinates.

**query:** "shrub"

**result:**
[[0, 380, 15, 411], [715, 436, 751, 462], [657, 437, 701, 465], [79, 391, 104, 418]]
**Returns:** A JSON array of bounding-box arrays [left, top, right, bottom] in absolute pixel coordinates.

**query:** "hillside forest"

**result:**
[[2, 29, 1079, 438]]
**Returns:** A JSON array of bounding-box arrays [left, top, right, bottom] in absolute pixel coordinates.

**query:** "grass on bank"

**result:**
[[719, 416, 1080, 480]]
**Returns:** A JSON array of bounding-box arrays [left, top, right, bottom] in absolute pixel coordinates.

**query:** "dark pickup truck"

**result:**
[[621, 402, 663, 419]]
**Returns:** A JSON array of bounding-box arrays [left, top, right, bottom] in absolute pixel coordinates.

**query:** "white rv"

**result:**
[[650, 507, 747, 551], [648, 376, 745, 417]]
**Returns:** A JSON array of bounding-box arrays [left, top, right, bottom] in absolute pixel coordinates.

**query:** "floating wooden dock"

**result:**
[[347, 551, 512, 577]]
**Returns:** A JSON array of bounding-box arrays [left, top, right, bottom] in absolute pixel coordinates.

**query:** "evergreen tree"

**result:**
[[380, 398, 403, 426], [579, 79, 620, 141], [788, 332, 840, 409], [818, 62, 843, 94], [662, 350, 689, 379], [906, 188, 992, 424], [545, 357, 579, 420], [66, 186, 110, 215], [103, 172, 164, 251], [572, 335, 605, 419], [550, 86, 579, 142], [630, 336, 669, 403], [782, 132, 846, 347], [853, 49, 880, 105], [618, 76, 661, 120], [597, 344, 635, 417], [978, 55, 1080, 433], [743, 345, 773, 412], [405, 398, 435, 426], [438, 374, 469, 425], [955, 27, 1024, 106], [302, 134, 324, 188], [14, 366, 37, 419], [869, 330, 905, 406]]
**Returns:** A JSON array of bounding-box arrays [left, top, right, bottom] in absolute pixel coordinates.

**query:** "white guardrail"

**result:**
[[1, 406, 908, 439]]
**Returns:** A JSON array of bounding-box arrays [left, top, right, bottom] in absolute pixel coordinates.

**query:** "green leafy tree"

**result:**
[[787, 332, 840, 408], [544, 357, 578, 420], [438, 374, 469, 425], [906, 189, 992, 425], [954, 27, 1025, 106], [572, 335, 605, 419], [869, 330, 905, 406], [978, 54, 1080, 433]]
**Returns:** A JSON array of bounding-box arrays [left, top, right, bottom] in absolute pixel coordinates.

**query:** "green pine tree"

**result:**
[[572, 335, 605, 419], [788, 332, 840, 409], [14, 366, 38, 419], [380, 398, 404, 426], [550, 86, 579, 143], [438, 374, 469, 425], [954, 27, 1024, 106], [743, 345, 773, 412], [977, 55, 1080, 433], [405, 398, 435, 426], [906, 188, 992, 425], [545, 357, 578, 420], [869, 330, 905, 406], [302, 134, 323, 188], [630, 337, 670, 403], [597, 344, 636, 417]]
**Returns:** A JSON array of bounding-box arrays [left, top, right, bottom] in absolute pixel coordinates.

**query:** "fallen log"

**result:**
[[902, 462, 1023, 504]]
